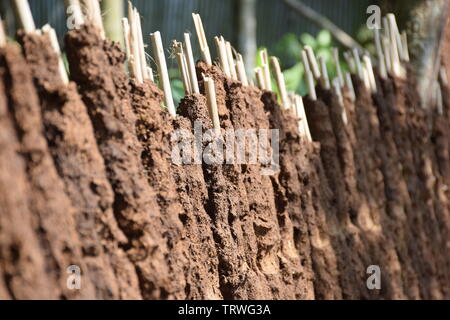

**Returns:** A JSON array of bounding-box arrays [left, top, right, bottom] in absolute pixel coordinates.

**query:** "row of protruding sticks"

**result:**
[[2, 1, 447, 140]]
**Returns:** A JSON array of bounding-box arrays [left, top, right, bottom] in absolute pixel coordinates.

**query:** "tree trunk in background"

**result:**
[[381, 0, 450, 108], [236, 0, 257, 76], [101, 0, 124, 44]]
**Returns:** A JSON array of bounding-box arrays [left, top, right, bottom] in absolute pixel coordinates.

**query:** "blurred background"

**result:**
[[1, 0, 448, 106]]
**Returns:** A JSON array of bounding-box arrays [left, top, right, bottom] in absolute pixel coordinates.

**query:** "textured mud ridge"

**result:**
[[0, 23, 449, 299]]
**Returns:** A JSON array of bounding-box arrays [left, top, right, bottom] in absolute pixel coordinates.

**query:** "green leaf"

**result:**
[[317, 30, 332, 47], [300, 33, 317, 49], [283, 62, 304, 93]]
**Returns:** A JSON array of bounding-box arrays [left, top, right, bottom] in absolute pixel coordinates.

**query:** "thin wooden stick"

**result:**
[[387, 14, 402, 77], [254, 67, 265, 90], [151, 31, 176, 116], [362, 65, 371, 91], [65, 0, 84, 27], [388, 14, 404, 62], [332, 48, 344, 87], [440, 66, 448, 87], [13, 0, 36, 33], [270, 56, 290, 109], [0, 18, 6, 47], [295, 94, 312, 142], [147, 67, 154, 82], [401, 31, 410, 62], [122, 18, 131, 59], [382, 16, 390, 39], [352, 48, 364, 80], [42, 24, 69, 85], [374, 28, 387, 79], [436, 82, 443, 115], [225, 41, 237, 80], [332, 78, 348, 125], [135, 8, 148, 80], [301, 50, 316, 100], [91, 0, 105, 39], [344, 72, 356, 102], [236, 53, 249, 86], [214, 36, 230, 77], [204, 76, 221, 132], [128, 2, 142, 83], [382, 35, 392, 73], [343, 51, 356, 74], [363, 55, 377, 93], [183, 33, 200, 94], [304, 45, 321, 80], [319, 56, 330, 90], [192, 13, 212, 65], [174, 41, 191, 95], [293, 95, 306, 138], [260, 49, 272, 91]]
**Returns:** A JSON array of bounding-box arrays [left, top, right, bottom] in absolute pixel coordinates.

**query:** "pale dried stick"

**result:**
[[363, 55, 377, 93], [387, 14, 402, 77], [362, 65, 371, 91], [204, 77, 221, 132], [254, 67, 265, 90], [192, 13, 212, 65], [225, 41, 237, 80], [42, 24, 69, 85], [304, 45, 321, 80], [183, 33, 200, 94], [236, 53, 249, 86], [135, 8, 148, 80], [174, 41, 191, 95], [374, 28, 387, 79], [128, 2, 142, 83], [260, 49, 272, 91], [65, 0, 85, 27], [13, 0, 36, 33], [296, 94, 312, 142], [352, 48, 364, 80], [344, 72, 356, 102], [332, 48, 344, 87], [319, 56, 330, 90], [270, 56, 290, 109], [401, 31, 410, 62], [301, 50, 316, 100], [214, 36, 230, 77], [0, 18, 6, 47], [151, 31, 176, 116], [382, 35, 392, 73]]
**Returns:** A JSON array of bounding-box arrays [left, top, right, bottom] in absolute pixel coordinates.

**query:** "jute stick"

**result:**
[[135, 8, 148, 80], [65, 0, 85, 27], [225, 41, 237, 80], [260, 49, 272, 91], [362, 65, 371, 91], [301, 50, 316, 100], [122, 18, 131, 59], [344, 72, 356, 102], [254, 67, 265, 90], [13, 0, 36, 33], [352, 48, 364, 80], [192, 13, 212, 65], [388, 14, 404, 62], [374, 28, 387, 79], [183, 33, 200, 94], [343, 51, 356, 74], [151, 31, 176, 116], [382, 16, 390, 39], [436, 82, 443, 115], [236, 53, 249, 86], [214, 36, 230, 77], [440, 66, 448, 87], [147, 67, 154, 82], [363, 55, 377, 93], [204, 77, 221, 132], [401, 31, 410, 62], [270, 56, 290, 109], [91, 0, 105, 39], [333, 78, 348, 125], [128, 2, 142, 83], [304, 45, 321, 80], [382, 35, 392, 73], [293, 96, 306, 138], [295, 95, 312, 142], [174, 41, 191, 95], [387, 14, 402, 77], [0, 18, 6, 47], [319, 56, 330, 90], [42, 24, 69, 85], [332, 48, 344, 87]]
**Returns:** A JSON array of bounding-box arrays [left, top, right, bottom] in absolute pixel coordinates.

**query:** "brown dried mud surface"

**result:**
[[0, 24, 449, 299]]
